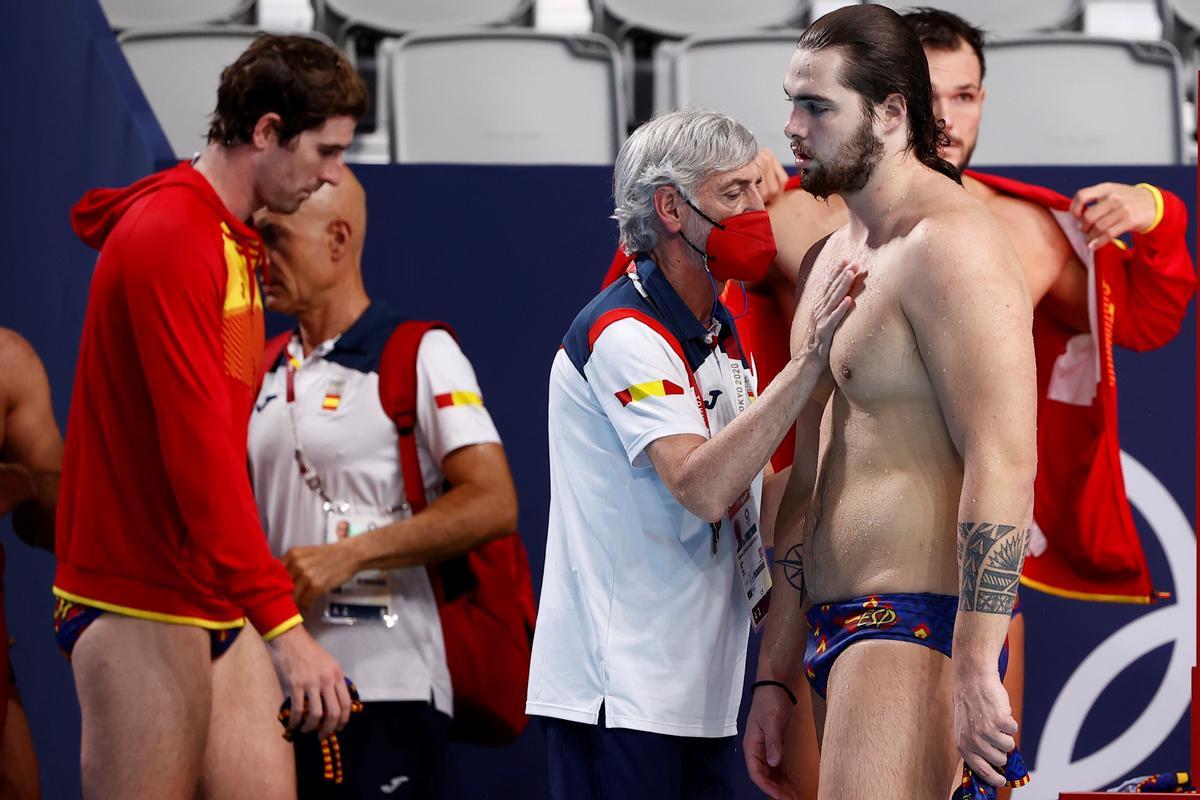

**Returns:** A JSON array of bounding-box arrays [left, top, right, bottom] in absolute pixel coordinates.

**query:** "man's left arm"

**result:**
[[0, 330, 63, 552], [285, 443, 517, 608], [903, 219, 1037, 787], [1069, 181, 1196, 350]]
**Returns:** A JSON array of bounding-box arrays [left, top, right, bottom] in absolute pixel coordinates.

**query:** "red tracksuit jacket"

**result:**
[[54, 163, 301, 638]]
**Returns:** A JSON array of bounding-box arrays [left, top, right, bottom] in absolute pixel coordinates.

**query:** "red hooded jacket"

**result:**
[[54, 163, 301, 639], [967, 171, 1195, 603]]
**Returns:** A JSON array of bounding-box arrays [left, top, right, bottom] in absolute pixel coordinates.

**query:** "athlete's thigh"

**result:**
[[199, 627, 294, 800], [72, 613, 212, 800], [817, 640, 958, 800], [0, 692, 40, 800], [780, 679, 820, 800]]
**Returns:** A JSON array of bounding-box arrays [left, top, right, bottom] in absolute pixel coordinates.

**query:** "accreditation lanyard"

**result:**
[[284, 339, 347, 515], [283, 338, 400, 627]]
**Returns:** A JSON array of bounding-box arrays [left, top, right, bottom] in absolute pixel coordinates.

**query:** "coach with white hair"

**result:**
[[525, 109, 861, 799]]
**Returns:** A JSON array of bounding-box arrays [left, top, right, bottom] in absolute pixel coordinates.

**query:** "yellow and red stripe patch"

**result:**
[[435, 390, 483, 409], [321, 393, 341, 411], [615, 379, 684, 406]]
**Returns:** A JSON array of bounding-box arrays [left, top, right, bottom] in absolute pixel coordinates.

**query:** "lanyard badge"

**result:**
[[283, 341, 410, 628], [322, 509, 406, 628], [727, 489, 772, 630]]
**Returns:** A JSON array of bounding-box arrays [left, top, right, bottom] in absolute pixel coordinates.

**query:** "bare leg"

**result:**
[[817, 641, 959, 800], [72, 614, 212, 800], [0, 691, 39, 800], [198, 627, 294, 800], [780, 679, 820, 800], [998, 613, 1025, 800]]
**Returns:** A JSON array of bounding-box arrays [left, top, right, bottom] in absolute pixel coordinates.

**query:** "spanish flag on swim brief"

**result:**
[[615, 380, 685, 406]]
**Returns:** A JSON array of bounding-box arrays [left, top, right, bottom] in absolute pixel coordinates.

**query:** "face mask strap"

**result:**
[[677, 188, 727, 231]]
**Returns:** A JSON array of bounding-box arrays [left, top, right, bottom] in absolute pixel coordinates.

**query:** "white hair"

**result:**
[[612, 109, 759, 255]]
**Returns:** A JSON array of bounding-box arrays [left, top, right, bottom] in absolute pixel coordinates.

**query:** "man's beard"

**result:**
[[800, 114, 885, 200], [953, 139, 975, 171]]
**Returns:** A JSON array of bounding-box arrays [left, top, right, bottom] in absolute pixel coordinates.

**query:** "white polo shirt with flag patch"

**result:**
[[248, 303, 501, 712], [526, 256, 762, 738]]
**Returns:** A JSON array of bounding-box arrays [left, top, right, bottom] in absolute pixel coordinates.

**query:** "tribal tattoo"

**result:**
[[958, 522, 1029, 614], [777, 544, 806, 608]]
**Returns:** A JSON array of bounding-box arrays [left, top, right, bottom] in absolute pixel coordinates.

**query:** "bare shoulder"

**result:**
[[895, 192, 1032, 338], [908, 193, 1023, 286], [0, 329, 44, 377], [0, 329, 50, 406], [768, 189, 848, 286]]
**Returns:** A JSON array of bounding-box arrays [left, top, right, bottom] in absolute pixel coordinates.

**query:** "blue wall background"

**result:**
[[0, 2, 1195, 797]]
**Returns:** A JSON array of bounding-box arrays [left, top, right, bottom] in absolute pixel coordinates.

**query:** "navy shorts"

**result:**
[[295, 699, 450, 799], [541, 705, 737, 800]]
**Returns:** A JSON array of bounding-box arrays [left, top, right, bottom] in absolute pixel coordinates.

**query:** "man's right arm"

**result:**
[[123, 216, 348, 735], [641, 260, 858, 522]]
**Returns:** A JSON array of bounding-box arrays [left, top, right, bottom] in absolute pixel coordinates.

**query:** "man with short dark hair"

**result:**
[[54, 34, 369, 799], [745, 7, 1037, 798]]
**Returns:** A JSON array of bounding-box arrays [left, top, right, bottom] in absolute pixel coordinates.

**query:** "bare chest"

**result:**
[[812, 246, 934, 410]]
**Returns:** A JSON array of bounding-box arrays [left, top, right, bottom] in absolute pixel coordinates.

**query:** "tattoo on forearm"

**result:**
[[959, 522, 1029, 614], [777, 544, 806, 608]]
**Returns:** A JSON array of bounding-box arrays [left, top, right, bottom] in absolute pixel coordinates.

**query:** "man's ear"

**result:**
[[251, 113, 284, 150], [880, 92, 908, 136], [327, 219, 351, 261], [653, 185, 684, 235]]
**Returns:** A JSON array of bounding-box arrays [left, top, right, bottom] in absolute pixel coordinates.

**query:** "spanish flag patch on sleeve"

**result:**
[[435, 391, 483, 409], [615, 380, 684, 406]]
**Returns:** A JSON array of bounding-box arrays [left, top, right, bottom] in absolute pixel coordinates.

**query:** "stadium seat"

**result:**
[[973, 35, 1184, 164], [383, 29, 624, 164], [118, 27, 336, 159], [319, 0, 533, 40], [656, 32, 804, 165], [874, 0, 1083, 34], [99, 0, 255, 30], [592, 0, 807, 38]]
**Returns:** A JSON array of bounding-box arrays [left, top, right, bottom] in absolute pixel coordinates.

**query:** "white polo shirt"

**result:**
[[526, 257, 761, 738], [248, 303, 501, 712]]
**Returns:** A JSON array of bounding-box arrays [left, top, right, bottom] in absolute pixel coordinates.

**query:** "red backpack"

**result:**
[[263, 323, 536, 746]]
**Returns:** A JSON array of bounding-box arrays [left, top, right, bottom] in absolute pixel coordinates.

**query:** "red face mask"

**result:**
[[679, 194, 777, 284]]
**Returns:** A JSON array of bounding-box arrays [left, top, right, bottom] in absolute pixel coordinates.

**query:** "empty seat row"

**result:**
[[118, 26, 1187, 166]]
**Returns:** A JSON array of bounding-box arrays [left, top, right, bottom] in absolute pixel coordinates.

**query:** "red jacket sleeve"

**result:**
[[1107, 186, 1196, 351], [121, 208, 300, 637]]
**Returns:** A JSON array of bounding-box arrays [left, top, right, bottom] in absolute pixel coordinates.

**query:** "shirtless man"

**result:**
[[742, 6, 1037, 798], [747, 7, 1194, 797], [0, 329, 63, 799]]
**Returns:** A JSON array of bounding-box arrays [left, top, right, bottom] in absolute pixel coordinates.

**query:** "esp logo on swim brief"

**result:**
[[847, 608, 898, 631]]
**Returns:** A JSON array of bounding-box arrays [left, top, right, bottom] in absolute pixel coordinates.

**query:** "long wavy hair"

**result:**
[[797, 4, 960, 184]]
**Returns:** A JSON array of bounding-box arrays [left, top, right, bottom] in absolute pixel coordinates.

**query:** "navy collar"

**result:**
[[323, 300, 398, 355], [634, 254, 735, 346]]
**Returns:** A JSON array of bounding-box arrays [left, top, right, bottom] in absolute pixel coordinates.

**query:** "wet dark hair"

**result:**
[[208, 34, 369, 147], [904, 7, 987, 81], [797, 4, 959, 184]]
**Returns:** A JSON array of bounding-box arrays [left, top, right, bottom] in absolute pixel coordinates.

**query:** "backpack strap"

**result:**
[[377, 320, 457, 514], [259, 330, 293, 394]]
